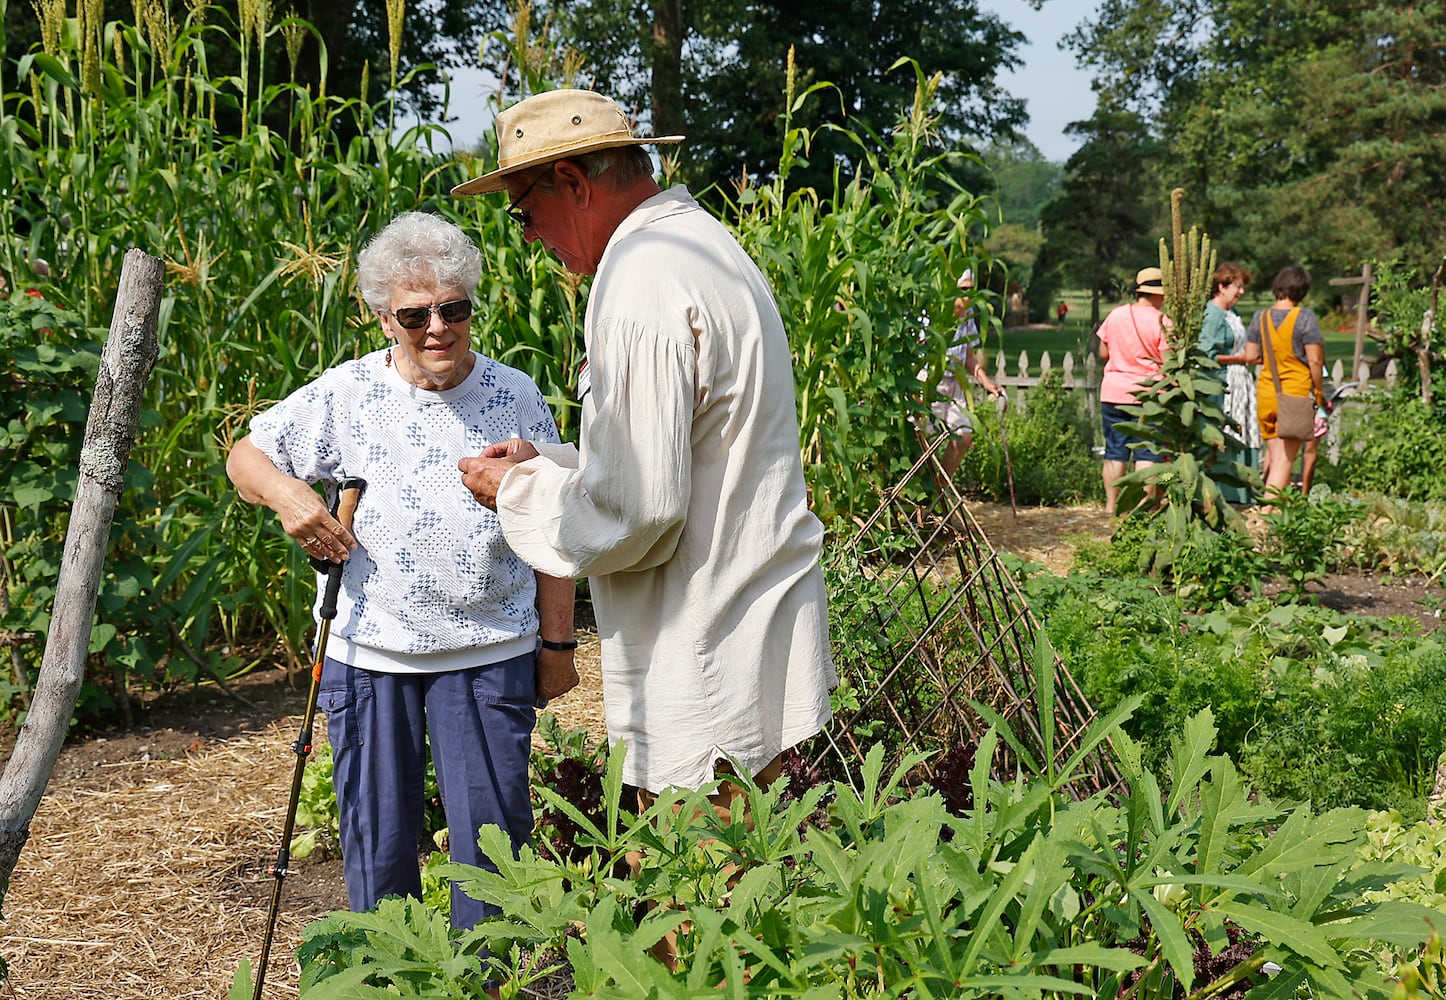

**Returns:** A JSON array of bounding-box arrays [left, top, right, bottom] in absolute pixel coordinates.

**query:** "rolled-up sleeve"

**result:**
[[496, 316, 694, 579]]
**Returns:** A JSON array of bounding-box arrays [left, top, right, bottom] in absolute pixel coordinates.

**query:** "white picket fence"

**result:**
[[984, 350, 1396, 466], [987, 350, 1396, 417]]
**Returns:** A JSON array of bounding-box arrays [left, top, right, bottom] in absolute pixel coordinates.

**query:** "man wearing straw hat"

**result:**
[[456, 90, 836, 814]]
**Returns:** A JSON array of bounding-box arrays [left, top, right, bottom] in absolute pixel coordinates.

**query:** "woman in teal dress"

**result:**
[[1197, 262, 1257, 504]]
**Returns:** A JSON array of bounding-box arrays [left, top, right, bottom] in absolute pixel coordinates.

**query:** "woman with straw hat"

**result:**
[[1095, 266, 1170, 514]]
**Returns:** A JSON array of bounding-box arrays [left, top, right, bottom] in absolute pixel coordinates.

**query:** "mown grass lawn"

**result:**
[[987, 291, 1367, 375]]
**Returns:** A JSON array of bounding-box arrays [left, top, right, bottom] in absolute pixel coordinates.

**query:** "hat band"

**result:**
[[496, 129, 641, 170]]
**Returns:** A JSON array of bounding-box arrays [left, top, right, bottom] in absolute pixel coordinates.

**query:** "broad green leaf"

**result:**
[[1243, 964, 1309, 1000], [961, 833, 1039, 973], [1213, 899, 1343, 968], [12, 485, 53, 508], [1134, 887, 1196, 990], [1321, 900, 1438, 945], [1235, 807, 1364, 881], [1031, 941, 1148, 973], [88, 622, 118, 654], [1194, 759, 1244, 884], [1165, 707, 1217, 817]]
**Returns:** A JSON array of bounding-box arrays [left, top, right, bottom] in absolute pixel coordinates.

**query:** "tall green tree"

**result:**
[[1068, 0, 1446, 279], [980, 137, 1061, 232], [1032, 108, 1164, 325], [547, 0, 1029, 193]]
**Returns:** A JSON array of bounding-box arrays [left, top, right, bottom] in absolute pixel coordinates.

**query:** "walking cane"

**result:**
[[996, 390, 1018, 518], [252, 477, 365, 1000]]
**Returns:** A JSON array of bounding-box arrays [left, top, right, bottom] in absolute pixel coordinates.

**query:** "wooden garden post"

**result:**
[[1328, 263, 1372, 383], [0, 249, 163, 899]]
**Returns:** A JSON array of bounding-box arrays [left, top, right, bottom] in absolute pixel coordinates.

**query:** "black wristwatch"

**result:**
[[539, 638, 578, 651]]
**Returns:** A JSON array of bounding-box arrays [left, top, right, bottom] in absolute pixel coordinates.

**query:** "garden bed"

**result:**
[[0, 635, 605, 999], [2, 502, 1442, 998]]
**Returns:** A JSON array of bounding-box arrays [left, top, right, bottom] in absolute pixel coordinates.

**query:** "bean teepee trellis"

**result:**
[[807, 428, 1116, 798]]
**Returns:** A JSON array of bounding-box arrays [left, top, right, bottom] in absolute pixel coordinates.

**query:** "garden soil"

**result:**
[[2, 502, 1442, 998]]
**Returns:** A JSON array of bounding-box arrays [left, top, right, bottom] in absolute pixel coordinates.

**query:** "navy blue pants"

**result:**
[[318, 653, 536, 930]]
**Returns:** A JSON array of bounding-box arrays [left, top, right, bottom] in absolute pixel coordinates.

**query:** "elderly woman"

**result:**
[[226, 211, 577, 930], [1096, 266, 1170, 514], [1198, 261, 1258, 503], [1243, 265, 1326, 503]]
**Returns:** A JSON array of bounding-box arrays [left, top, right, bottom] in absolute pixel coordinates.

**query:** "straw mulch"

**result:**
[[0, 634, 606, 1000]]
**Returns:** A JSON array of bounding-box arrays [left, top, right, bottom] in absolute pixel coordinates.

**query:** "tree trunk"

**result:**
[[650, 0, 684, 140], [0, 249, 163, 898]]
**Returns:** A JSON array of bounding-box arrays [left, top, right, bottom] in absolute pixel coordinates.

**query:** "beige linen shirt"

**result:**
[[495, 186, 837, 791]]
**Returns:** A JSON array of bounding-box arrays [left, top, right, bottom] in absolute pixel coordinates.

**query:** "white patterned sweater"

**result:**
[[249, 348, 560, 674]]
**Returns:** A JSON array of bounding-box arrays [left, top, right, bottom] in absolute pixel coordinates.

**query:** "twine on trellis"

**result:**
[[806, 430, 1117, 800]]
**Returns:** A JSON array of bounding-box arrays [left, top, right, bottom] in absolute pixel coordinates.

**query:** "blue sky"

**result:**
[[978, 0, 1100, 162], [415, 2, 1101, 164]]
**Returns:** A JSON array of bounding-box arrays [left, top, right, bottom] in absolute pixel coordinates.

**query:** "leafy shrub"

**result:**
[[1337, 493, 1446, 578], [1325, 389, 1446, 502], [1113, 344, 1249, 533], [0, 292, 232, 723], [1359, 809, 1446, 912], [1082, 479, 1361, 605], [1023, 568, 1446, 813], [958, 369, 1102, 504], [529, 712, 608, 865], [1357, 809, 1446, 996], [1170, 523, 1267, 604], [1257, 486, 1363, 597], [1070, 516, 1153, 577], [1237, 638, 1446, 816]]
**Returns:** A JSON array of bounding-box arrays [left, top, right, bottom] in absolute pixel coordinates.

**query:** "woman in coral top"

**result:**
[[1096, 266, 1170, 514]]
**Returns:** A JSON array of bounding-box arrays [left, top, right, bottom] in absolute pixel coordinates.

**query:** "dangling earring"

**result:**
[[385, 348, 392, 367]]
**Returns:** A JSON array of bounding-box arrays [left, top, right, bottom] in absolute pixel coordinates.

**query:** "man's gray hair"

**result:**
[[537, 145, 656, 192], [356, 212, 482, 313]]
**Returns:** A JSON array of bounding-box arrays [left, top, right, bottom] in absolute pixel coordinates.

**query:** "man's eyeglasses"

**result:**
[[505, 168, 551, 228], [387, 299, 473, 330]]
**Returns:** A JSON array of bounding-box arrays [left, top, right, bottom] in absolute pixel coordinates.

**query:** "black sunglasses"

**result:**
[[388, 298, 473, 329], [505, 168, 552, 228]]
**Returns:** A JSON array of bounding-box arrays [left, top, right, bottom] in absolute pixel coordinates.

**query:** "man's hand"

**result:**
[[458, 438, 539, 510]]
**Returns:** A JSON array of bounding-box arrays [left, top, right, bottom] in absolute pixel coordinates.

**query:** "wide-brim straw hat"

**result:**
[[451, 90, 685, 196], [1134, 266, 1165, 295]]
